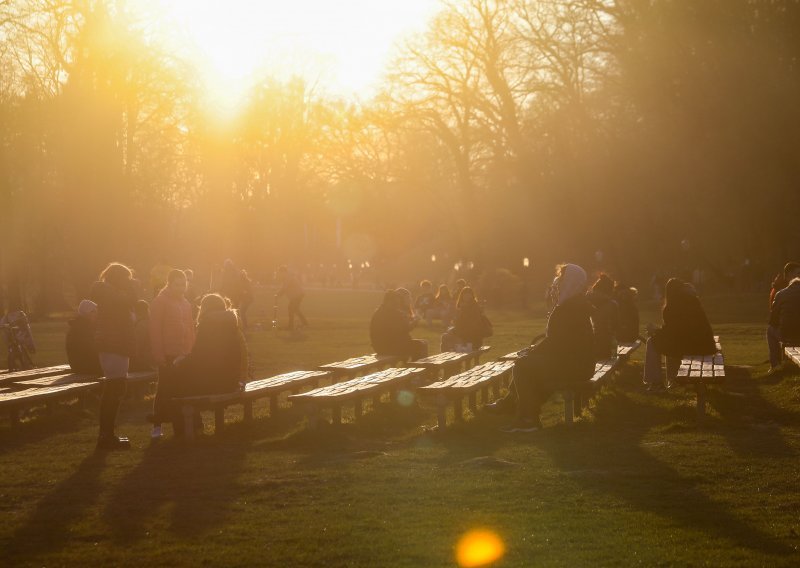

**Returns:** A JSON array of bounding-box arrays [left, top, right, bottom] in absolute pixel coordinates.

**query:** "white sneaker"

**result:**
[[151, 426, 163, 439]]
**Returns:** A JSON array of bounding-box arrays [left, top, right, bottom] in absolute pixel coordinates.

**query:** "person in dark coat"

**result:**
[[441, 287, 492, 351], [65, 299, 103, 376], [370, 290, 428, 361], [586, 274, 619, 360], [614, 282, 640, 343], [767, 262, 800, 371], [90, 262, 138, 450], [643, 277, 716, 390], [489, 264, 595, 432]]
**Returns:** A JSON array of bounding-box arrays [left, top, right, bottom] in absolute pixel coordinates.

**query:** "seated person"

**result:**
[[65, 300, 103, 376], [395, 287, 419, 327], [643, 278, 716, 390], [586, 274, 619, 360], [440, 287, 492, 352], [767, 262, 800, 372], [488, 264, 595, 432], [427, 284, 455, 328], [130, 300, 155, 372], [370, 290, 428, 361], [614, 282, 640, 343], [414, 280, 436, 321]]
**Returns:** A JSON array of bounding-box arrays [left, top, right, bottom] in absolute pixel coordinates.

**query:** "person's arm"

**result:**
[[769, 291, 782, 328]]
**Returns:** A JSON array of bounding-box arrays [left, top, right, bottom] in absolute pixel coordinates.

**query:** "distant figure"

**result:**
[[414, 280, 436, 321], [441, 286, 492, 351], [130, 300, 154, 372], [220, 259, 243, 307], [171, 294, 248, 434], [643, 278, 716, 391], [1, 306, 36, 371], [370, 290, 428, 361], [430, 284, 455, 328], [614, 283, 640, 343], [395, 287, 418, 327], [767, 262, 800, 372], [65, 300, 102, 376], [487, 263, 595, 433], [150, 259, 172, 298], [239, 269, 254, 329], [149, 269, 196, 439], [184, 268, 201, 316], [452, 279, 467, 304], [91, 262, 138, 451], [586, 274, 619, 360], [276, 266, 307, 330]]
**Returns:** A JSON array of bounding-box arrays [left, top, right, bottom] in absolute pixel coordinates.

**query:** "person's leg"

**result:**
[[767, 325, 782, 369], [295, 295, 308, 326], [665, 356, 681, 387], [97, 353, 130, 449], [287, 298, 298, 329], [642, 337, 664, 386]]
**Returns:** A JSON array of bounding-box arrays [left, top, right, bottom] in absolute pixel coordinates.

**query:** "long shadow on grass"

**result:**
[[539, 388, 794, 557], [102, 429, 250, 542], [707, 366, 799, 457], [4, 453, 107, 563]]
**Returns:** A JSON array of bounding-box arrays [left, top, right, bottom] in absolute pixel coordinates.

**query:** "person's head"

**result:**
[[784, 262, 800, 281], [382, 289, 400, 308], [184, 268, 194, 281], [99, 262, 133, 288], [436, 284, 451, 301], [134, 299, 150, 321], [197, 293, 230, 324], [664, 277, 687, 304], [395, 287, 414, 314], [592, 273, 614, 297], [78, 299, 97, 321], [224, 258, 235, 270], [552, 263, 587, 305], [457, 286, 477, 308], [419, 280, 432, 293], [165, 269, 187, 295]]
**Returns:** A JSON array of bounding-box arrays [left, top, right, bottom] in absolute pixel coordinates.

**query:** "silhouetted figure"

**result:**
[[430, 284, 455, 328], [1, 306, 35, 371], [131, 300, 154, 372], [370, 290, 428, 361], [643, 278, 716, 390], [414, 280, 435, 321], [276, 265, 307, 330], [614, 283, 640, 343], [239, 269, 254, 329], [768, 262, 800, 372], [150, 259, 172, 298], [441, 286, 492, 351], [65, 300, 102, 376], [586, 274, 619, 360], [91, 262, 138, 451]]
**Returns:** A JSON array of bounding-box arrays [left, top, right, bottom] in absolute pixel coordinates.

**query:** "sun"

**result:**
[[130, 0, 440, 114]]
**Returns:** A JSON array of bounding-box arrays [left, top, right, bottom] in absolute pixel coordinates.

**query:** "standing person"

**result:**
[[1, 305, 36, 371], [238, 269, 254, 329], [586, 274, 619, 360], [370, 290, 428, 361], [441, 287, 492, 351], [276, 265, 307, 330], [148, 269, 196, 439], [220, 259, 243, 307], [643, 278, 716, 391], [131, 300, 155, 372], [487, 264, 595, 432], [150, 259, 172, 298], [614, 283, 640, 343], [414, 280, 436, 322], [65, 300, 102, 376], [768, 262, 800, 373], [91, 262, 138, 450]]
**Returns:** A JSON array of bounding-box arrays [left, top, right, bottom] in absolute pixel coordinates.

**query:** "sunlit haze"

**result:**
[[132, 0, 440, 112]]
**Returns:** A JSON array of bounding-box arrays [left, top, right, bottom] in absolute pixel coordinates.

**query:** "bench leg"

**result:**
[[468, 392, 478, 413], [354, 399, 363, 418], [307, 403, 320, 429], [331, 405, 342, 425], [269, 395, 278, 417], [453, 398, 464, 422], [563, 392, 574, 424], [243, 400, 253, 423], [696, 383, 707, 417], [182, 405, 195, 440], [214, 405, 225, 434], [481, 385, 489, 405], [436, 395, 447, 430]]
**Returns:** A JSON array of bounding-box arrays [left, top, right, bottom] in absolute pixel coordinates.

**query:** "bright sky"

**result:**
[[132, 0, 440, 111]]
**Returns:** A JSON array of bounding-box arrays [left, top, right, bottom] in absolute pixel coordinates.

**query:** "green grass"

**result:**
[[1, 289, 799, 567]]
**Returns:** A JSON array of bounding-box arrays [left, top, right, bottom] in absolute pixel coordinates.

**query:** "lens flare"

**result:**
[[396, 390, 415, 407], [456, 529, 505, 567]]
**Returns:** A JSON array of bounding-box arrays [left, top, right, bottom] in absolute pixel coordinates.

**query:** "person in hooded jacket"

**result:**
[[65, 299, 103, 376], [488, 264, 595, 432], [586, 274, 619, 360], [370, 290, 428, 361], [91, 262, 138, 450], [643, 277, 716, 390]]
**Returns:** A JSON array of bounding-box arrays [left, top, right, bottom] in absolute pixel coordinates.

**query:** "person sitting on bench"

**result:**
[[440, 286, 492, 352], [370, 290, 428, 361], [66, 299, 102, 376], [642, 278, 715, 391], [488, 263, 595, 432], [768, 262, 800, 373]]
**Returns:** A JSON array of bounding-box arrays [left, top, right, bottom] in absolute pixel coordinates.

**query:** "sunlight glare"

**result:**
[[456, 529, 505, 568]]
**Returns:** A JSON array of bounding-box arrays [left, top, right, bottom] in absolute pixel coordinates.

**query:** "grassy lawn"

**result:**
[[1, 289, 799, 567]]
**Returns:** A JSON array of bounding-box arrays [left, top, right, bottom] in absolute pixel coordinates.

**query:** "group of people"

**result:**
[[412, 279, 468, 328], [767, 262, 800, 373], [487, 263, 717, 432], [66, 262, 248, 450], [369, 281, 492, 362]]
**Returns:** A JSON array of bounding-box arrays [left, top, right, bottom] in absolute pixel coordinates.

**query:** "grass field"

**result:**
[[1, 289, 799, 567]]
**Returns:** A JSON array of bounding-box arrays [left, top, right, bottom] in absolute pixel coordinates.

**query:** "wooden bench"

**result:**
[[318, 354, 398, 381], [173, 370, 333, 439], [0, 381, 100, 426], [674, 336, 724, 417], [784, 346, 800, 368], [418, 360, 515, 429], [14, 372, 99, 388], [501, 340, 642, 363], [288, 367, 427, 428], [559, 359, 621, 424], [0, 364, 73, 387]]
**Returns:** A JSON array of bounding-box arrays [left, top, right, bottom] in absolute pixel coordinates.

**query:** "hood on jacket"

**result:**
[[557, 264, 588, 305]]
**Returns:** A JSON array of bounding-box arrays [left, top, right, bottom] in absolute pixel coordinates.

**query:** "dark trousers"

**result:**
[[288, 295, 308, 328], [408, 339, 428, 361], [99, 378, 127, 438], [152, 358, 178, 424]]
